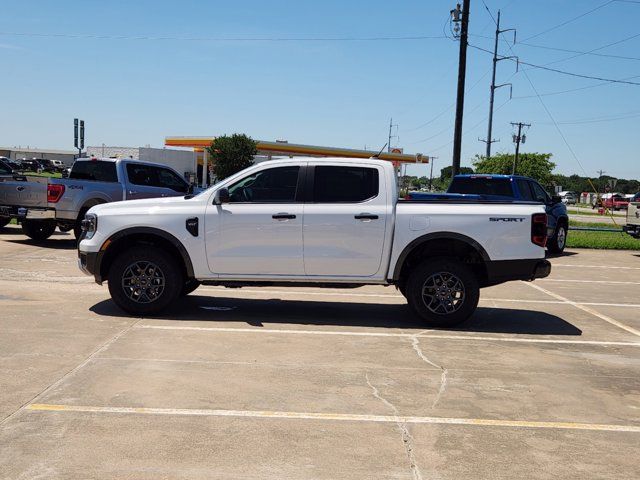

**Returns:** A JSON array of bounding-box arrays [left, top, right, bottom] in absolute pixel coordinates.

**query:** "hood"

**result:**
[[89, 195, 199, 215]]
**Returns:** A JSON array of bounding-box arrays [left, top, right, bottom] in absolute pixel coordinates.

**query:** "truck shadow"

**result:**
[[91, 295, 582, 336], [4, 237, 78, 250]]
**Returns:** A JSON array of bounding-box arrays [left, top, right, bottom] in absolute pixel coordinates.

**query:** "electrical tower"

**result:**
[[510, 122, 530, 174], [478, 10, 516, 159], [387, 118, 399, 153]]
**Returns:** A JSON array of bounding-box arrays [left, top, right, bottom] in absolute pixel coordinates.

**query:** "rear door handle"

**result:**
[[272, 213, 296, 220], [355, 214, 379, 220]]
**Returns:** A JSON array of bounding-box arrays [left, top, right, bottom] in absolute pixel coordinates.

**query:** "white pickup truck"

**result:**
[[78, 158, 551, 327]]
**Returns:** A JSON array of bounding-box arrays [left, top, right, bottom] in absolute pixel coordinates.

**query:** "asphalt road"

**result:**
[[1, 224, 639, 479]]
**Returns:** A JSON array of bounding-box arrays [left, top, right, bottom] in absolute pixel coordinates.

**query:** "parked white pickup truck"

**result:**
[[78, 158, 551, 327]]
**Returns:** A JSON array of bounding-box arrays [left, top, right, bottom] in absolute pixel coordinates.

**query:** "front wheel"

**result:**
[[547, 223, 567, 254], [21, 220, 56, 241], [181, 279, 201, 296], [108, 246, 183, 316], [405, 258, 479, 328]]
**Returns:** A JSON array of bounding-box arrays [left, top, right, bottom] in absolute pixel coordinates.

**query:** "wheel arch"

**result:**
[[97, 227, 194, 283], [392, 232, 490, 287]]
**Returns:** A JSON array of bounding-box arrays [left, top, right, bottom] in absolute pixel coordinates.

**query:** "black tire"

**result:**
[[181, 279, 201, 296], [0, 217, 10, 228], [74, 208, 89, 240], [547, 222, 567, 254], [58, 223, 74, 233], [108, 246, 183, 316], [21, 220, 56, 241], [405, 258, 479, 328]]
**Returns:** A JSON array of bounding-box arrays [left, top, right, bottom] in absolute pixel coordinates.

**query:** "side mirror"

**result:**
[[213, 187, 230, 205], [551, 195, 562, 204]]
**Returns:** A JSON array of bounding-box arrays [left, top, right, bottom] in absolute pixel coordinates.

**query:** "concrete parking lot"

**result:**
[[1, 223, 639, 479]]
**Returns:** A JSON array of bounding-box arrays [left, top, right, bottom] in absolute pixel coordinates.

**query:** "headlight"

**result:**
[[81, 213, 98, 240]]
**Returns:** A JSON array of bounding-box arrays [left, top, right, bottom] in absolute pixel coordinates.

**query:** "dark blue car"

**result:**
[[408, 174, 569, 253]]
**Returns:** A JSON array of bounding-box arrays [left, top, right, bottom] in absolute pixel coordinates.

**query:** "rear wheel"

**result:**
[[21, 219, 56, 241], [0, 217, 10, 228], [108, 246, 183, 316], [405, 258, 479, 328], [547, 223, 567, 254]]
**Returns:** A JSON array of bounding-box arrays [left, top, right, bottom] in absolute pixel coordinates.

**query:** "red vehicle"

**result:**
[[596, 194, 630, 211]]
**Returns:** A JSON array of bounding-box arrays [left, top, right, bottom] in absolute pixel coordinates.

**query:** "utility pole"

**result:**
[[451, 0, 470, 177], [387, 118, 398, 153], [479, 10, 515, 159], [511, 122, 530, 174], [427, 156, 438, 191]]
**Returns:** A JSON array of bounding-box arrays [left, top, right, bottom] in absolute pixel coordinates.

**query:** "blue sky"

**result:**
[[1, 0, 639, 179]]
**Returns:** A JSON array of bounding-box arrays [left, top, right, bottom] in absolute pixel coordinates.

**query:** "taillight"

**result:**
[[47, 184, 65, 203], [531, 213, 547, 247]]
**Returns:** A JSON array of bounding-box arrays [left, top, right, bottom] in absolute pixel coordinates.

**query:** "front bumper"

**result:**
[[78, 250, 103, 283], [484, 259, 552, 287]]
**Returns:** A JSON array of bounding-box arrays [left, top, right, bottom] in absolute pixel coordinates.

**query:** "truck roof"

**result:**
[[253, 156, 394, 168], [453, 174, 531, 180]]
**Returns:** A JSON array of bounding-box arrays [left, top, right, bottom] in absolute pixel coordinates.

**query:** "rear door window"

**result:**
[[70, 161, 118, 182], [530, 181, 550, 203], [313, 166, 379, 203], [448, 177, 513, 197], [515, 179, 535, 201]]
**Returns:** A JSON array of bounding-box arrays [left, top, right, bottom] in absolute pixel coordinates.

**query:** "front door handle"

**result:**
[[355, 213, 379, 220], [272, 213, 296, 220]]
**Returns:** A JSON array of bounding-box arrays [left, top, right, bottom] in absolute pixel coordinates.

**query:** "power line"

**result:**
[[468, 43, 640, 86], [403, 68, 491, 133], [520, 1, 615, 42], [0, 31, 448, 42], [469, 33, 640, 61], [542, 32, 640, 66], [513, 74, 640, 98]]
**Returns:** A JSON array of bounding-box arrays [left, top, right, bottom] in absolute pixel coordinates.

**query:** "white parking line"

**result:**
[[553, 264, 640, 271], [134, 325, 640, 347], [483, 298, 640, 309], [540, 278, 640, 286], [525, 283, 640, 338], [26, 403, 640, 433]]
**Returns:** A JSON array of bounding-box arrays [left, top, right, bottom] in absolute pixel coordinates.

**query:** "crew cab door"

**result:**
[[205, 164, 305, 276], [123, 163, 189, 200], [303, 163, 388, 277]]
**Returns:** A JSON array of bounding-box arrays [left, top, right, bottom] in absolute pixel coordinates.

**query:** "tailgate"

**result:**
[[0, 180, 47, 208], [628, 203, 640, 226]]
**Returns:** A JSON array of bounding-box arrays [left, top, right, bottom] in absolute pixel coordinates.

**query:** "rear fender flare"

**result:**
[[392, 232, 490, 281]]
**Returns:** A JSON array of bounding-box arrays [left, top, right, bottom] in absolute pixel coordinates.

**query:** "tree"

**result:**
[[206, 134, 258, 180], [440, 165, 474, 181], [473, 153, 555, 184]]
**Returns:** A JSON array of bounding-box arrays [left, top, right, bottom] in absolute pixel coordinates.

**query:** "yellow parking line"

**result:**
[[26, 404, 640, 433]]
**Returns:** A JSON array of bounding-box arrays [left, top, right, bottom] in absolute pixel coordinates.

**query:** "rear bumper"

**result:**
[[485, 258, 551, 287], [0, 205, 56, 220], [623, 224, 640, 238]]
